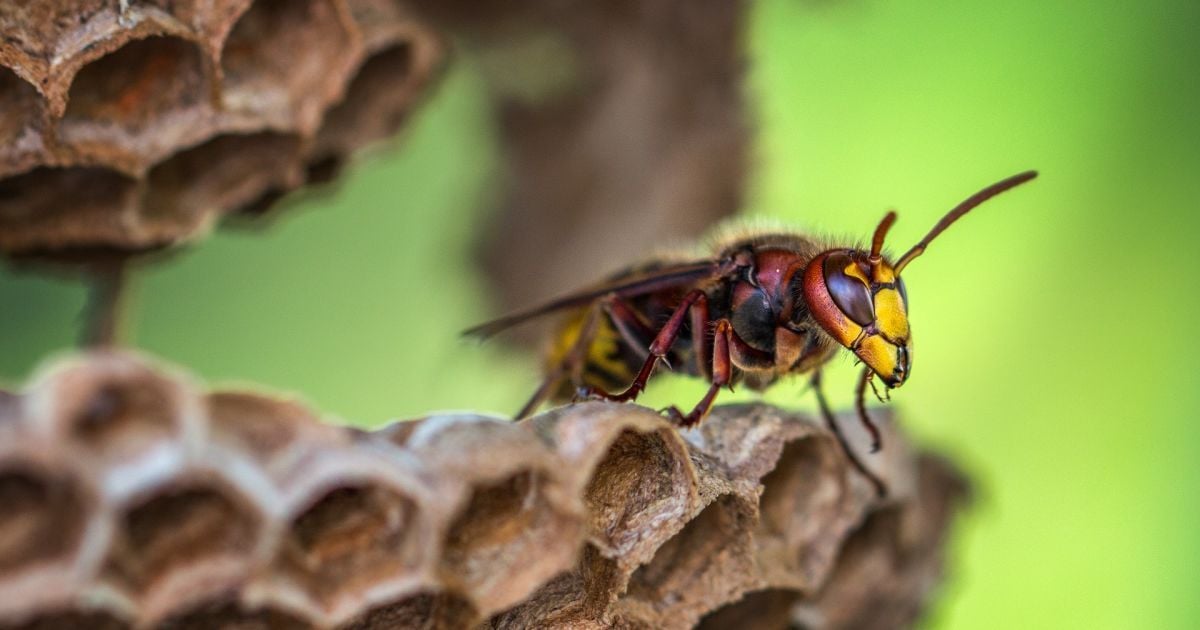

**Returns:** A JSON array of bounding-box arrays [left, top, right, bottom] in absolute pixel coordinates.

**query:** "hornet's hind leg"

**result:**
[[580, 289, 710, 404], [514, 305, 601, 419], [515, 294, 660, 419]]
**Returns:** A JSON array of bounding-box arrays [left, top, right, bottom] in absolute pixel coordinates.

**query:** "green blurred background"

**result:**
[[2, 0, 1197, 627]]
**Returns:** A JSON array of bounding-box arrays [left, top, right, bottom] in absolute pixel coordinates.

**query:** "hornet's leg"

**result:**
[[855, 366, 884, 453], [665, 319, 733, 428], [582, 289, 708, 403], [811, 370, 888, 498], [605, 296, 656, 361], [515, 304, 603, 419]]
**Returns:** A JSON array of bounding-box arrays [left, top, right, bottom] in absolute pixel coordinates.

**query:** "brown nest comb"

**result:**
[[0, 352, 968, 629], [0, 0, 443, 259]]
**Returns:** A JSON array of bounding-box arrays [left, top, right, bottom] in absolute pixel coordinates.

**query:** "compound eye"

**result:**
[[823, 252, 875, 326], [897, 276, 909, 311]]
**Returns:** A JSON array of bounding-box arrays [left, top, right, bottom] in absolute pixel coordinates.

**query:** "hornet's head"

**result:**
[[801, 170, 1038, 388], [803, 244, 911, 387]]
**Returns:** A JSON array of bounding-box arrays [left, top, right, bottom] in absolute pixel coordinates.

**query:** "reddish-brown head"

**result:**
[[802, 171, 1038, 387]]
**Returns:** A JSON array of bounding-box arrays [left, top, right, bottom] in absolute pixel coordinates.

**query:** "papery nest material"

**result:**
[[0, 351, 968, 629], [0, 0, 444, 259]]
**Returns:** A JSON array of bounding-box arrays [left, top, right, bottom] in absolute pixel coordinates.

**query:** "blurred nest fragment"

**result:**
[[0, 0, 444, 261], [409, 0, 750, 326], [0, 351, 968, 629]]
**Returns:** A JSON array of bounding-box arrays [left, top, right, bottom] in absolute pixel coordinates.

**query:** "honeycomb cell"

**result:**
[[205, 391, 343, 472], [276, 482, 419, 614], [31, 363, 200, 482], [584, 429, 694, 561], [756, 436, 855, 587], [0, 166, 140, 254], [621, 494, 757, 625], [440, 469, 578, 612], [60, 36, 213, 172], [0, 466, 89, 575], [220, 0, 357, 130], [103, 482, 263, 617], [143, 132, 303, 231], [487, 544, 621, 629], [314, 44, 415, 160]]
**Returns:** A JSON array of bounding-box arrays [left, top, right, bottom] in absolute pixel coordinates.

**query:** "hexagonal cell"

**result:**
[[0, 465, 90, 576], [103, 482, 263, 613], [143, 131, 303, 232], [314, 42, 419, 159], [695, 588, 801, 630], [620, 494, 757, 624], [487, 545, 622, 628], [219, 0, 357, 129], [339, 592, 477, 630], [60, 36, 214, 171], [584, 429, 693, 560], [205, 392, 344, 476], [156, 600, 312, 630], [0, 166, 140, 254], [440, 469, 580, 613], [0, 67, 46, 176], [29, 357, 193, 469], [276, 483, 418, 610], [755, 437, 857, 588], [791, 508, 908, 630]]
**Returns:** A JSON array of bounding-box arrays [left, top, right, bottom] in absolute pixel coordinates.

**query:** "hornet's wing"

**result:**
[[463, 260, 725, 340]]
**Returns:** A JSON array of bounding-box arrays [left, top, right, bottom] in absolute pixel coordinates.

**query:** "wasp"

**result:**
[[467, 171, 1037, 495]]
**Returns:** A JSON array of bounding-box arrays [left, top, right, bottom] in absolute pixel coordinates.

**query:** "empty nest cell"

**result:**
[[314, 41, 419, 161], [143, 131, 302, 231], [756, 436, 855, 587], [584, 428, 693, 559], [0, 466, 90, 576], [219, 0, 355, 128], [59, 36, 213, 170], [440, 469, 578, 613], [103, 482, 262, 604], [38, 363, 188, 467], [0, 166, 140, 254], [621, 494, 757, 626], [277, 482, 417, 610], [205, 392, 334, 468]]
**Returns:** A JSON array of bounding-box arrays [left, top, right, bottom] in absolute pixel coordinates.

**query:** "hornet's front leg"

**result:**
[[810, 370, 888, 498]]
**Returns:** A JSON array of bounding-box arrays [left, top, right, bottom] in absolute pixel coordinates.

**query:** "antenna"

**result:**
[[868, 211, 897, 274], [894, 170, 1038, 274]]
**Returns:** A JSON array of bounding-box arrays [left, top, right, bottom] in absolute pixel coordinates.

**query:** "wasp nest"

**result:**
[[0, 0, 443, 259], [0, 352, 967, 629]]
